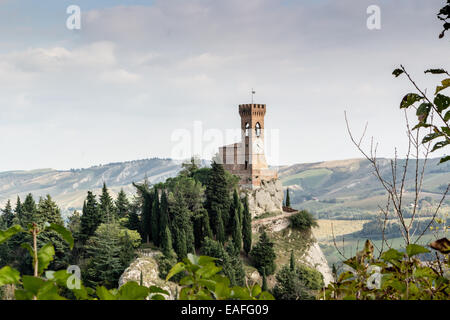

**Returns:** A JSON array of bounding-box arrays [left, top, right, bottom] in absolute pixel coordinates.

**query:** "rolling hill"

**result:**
[[0, 157, 448, 219]]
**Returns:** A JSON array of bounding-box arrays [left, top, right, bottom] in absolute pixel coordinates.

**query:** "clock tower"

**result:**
[[219, 103, 277, 189]]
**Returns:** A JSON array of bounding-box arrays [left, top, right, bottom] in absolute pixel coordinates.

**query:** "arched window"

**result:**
[[245, 122, 250, 137], [255, 122, 261, 137]]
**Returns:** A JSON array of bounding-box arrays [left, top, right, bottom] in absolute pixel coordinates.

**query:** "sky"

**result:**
[[0, 0, 448, 171]]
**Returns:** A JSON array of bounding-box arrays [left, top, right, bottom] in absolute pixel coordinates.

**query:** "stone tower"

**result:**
[[218, 103, 277, 189]]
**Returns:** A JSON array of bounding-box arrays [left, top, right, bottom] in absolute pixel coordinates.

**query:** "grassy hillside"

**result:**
[[279, 158, 450, 219]]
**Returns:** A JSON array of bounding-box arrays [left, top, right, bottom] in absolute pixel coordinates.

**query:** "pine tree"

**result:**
[[14, 196, 22, 224], [115, 189, 130, 219], [232, 206, 242, 252], [99, 182, 116, 223], [250, 231, 276, 275], [151, 188, 160, 246], [285, 188, 291, 208], [80, 191, 101, 242], [1, 200, 14, 228], [21, 193, 36, 227], [36, 195, 64, 226], [242, 195, 252, 255]]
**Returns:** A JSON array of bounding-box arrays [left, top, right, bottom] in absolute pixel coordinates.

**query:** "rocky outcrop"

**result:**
[[118, 252, 180, 300], [243, 179, 284, 217], [302, 241, 333, 286], [252, 212, 333, 286]]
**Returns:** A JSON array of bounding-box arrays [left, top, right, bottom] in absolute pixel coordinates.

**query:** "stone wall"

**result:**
[[242, 178, 284, 218]]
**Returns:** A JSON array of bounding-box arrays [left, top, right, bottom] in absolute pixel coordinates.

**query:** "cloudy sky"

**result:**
[[0, 0, 448, 171]]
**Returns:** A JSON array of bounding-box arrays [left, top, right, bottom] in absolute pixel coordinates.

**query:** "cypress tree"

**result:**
[[115, 189, 130, 219], [1, 200, 14, 228], [80, 191, 101, 242], [161, 225, 174, 257], [229, 189, 242, 234], [262, 268, 268, 291], [151, 188, 160, 246], [242, 195, 252, 255], [159, 191, 169, 245], [99, 182, 115, 223], [232, 206, 242, 252], [205, 162, 230, 234], [290, 250, 295, 271], [215, 209, 226, 244], [286, 188, 291, 208]]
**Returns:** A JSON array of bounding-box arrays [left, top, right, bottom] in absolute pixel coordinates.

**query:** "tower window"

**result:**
[[245, 122, 250, 137], [255, 122, 261, 137]]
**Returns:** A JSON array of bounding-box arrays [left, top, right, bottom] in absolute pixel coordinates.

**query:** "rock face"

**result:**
[[118, 252, 180, 300], [243, 179, 284, 217], [302, 241, 333, 286], [252, 213, 333, 287]]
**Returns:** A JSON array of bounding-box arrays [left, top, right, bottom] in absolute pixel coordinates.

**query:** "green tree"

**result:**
[[215, 208, 226, 244], [262, 268, 268, 292], [1, 200, 14, 228], [21, 193, 36, 227], [285, 188, 291, 208], [99, 182, 116, 223], [250, 231, 276, 275], [242, 195, 252, 255], [79, 191, 101, 242], [126, 201, 141, 233], [115, 189, 130, 219], [205, 162, 231, 235], [151, 188, 160, 246], [14, 196, 22, 223], [232, 206, 242, 252]]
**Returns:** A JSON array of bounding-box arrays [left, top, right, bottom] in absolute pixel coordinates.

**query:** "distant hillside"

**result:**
[[0, 157, 448, 219], [278, 158, 450, 219], [0, 158, 183, 216]]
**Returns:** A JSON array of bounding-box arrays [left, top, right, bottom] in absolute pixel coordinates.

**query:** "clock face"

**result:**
[[253, 138, 264, 154]]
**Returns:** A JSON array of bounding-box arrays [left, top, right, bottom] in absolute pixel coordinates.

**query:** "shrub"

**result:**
[[289, 210, 318, 231]]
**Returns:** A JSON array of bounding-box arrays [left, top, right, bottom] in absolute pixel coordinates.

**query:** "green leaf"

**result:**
[[416, 102, 432, 123], [381, 248, 403, 262], [22, 275, 45, 295], [37, 281, 66, 300], [422, 132, 444, 144], [434, 94, 450, 112], [0, 266, 21, 286], [445, 110, 450, 121], [96, 286, 116, 300], [166, 262, 185, 281], [258, 291, 275, 300], [392, 69, 404, 77], [251, 284, 261, 297], [431, 140, 450, 152], [0, 225, 23, 244], [425, 68, 449, 75], [440, 155, 450, 164], [148, 285, 169, 296], [413, 267, 436, 279], [150, 294, 166, 300], [436, 78, 450, 94], [46, 223, 74, 249], [37, 243, 55, 275], [406, 244, 429, 257], [117, 282, 149, 300], [400, 93, 423, 109]]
